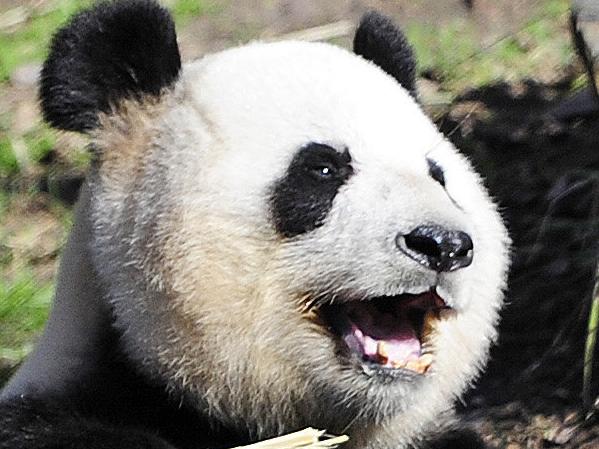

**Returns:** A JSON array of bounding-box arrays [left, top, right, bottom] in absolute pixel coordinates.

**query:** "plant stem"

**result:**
[[583, 252, 599, 411]]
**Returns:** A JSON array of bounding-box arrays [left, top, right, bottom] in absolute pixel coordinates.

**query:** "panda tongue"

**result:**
[[343, 303, 421, 364]]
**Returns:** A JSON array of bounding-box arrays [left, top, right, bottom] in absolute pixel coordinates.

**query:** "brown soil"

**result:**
[[443, 79, 599, 449], [176, 0, 539, 60]]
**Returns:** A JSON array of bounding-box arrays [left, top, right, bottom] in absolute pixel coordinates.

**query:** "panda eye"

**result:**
[[309, 163, 338, 180], [270, 142, 354, 237], [298, 143, 352, 182], [427, 158, 445, 187]]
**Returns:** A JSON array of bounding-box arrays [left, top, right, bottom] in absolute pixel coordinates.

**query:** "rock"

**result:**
[[10, 62, 41, 87], [552, 426, 577, 445]]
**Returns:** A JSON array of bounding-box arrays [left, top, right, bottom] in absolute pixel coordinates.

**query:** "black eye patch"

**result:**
[[270, 143, 353, 238], [427, 158, 445, 187]]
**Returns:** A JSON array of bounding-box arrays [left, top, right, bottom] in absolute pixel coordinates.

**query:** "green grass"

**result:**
[[0, 136, 18, 177], [24, 128, 56, 164], [169, 0, 221, 24], [0, 0, 216, 82], [0, 191, 72, 378], [0, 0, 215, 379], [0, 274, 53, 364], [0, 125, 60, 179], [0, 0, 93, 82], [406, 0, 572, 94], [0, 0, 216, 177]]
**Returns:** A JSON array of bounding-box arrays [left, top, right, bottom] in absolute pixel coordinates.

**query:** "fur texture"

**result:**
[[0, 397, 175, 449], [40, 0, 180, 132], [1, 2, 509, 449], [354, 11, 418, 98], [89, 40, 509, 447]]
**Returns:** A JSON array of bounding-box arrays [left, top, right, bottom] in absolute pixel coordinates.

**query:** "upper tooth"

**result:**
[[435, 285, 454, 307]]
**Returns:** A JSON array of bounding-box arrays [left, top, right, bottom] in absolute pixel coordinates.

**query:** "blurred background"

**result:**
[[1, 0, 598, 448]]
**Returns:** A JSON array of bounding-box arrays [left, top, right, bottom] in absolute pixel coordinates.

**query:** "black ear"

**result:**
[[40, 0, 181, 133], [353, 11, 417, 98]]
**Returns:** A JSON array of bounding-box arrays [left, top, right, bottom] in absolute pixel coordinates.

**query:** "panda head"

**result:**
[[41, 1, 509, 446]]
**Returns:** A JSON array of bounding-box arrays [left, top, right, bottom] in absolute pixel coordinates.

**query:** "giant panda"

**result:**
[[0, 1, 510, 448]]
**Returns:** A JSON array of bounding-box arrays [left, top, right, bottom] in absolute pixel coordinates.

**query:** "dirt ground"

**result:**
[[444, 79, 599, 448], [1, 1, 598, 448], [174, 0, 539, 59]]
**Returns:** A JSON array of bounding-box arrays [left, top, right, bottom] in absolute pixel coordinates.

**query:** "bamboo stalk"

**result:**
[[583, 252, 599, 412], [231, 428, 349, 449]]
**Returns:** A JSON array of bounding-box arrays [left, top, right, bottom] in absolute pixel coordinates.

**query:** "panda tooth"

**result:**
[[376, 341, 389, 364], [391, 359, 407, 369], [404, 360, 422, 373], [405, 356, 433, 374], [419, 353, 434, 367]]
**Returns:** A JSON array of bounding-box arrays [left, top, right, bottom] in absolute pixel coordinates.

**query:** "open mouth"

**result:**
[[318, 289, 452, 375]]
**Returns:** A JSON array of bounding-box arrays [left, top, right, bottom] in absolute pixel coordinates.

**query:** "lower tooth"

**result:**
[[391, 360, 407, 369], [377, 342, 389, 364], [387, 354, 433, 373], [403, 355, 434, 374], [419, 353, 434, 366], [405, 360, 422, 373]]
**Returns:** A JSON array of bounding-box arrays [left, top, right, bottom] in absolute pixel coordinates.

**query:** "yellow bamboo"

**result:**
[[231, 428, 349, 449]]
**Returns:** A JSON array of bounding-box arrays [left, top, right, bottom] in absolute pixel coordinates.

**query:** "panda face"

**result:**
[[87, 40, 508, 441], [39, 4, 510, 446]]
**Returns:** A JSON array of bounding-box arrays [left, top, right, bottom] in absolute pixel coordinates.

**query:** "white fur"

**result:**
[[87, 41, 510, 448]]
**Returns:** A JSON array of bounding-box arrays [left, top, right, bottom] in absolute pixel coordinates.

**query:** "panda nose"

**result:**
[[396, 225, 473, 272]]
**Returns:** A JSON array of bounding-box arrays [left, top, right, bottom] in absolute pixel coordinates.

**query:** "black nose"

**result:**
[[396, 225, 473, 272]]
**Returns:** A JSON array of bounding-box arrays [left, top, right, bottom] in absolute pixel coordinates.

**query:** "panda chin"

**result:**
[[319, 289, 453, 378]]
